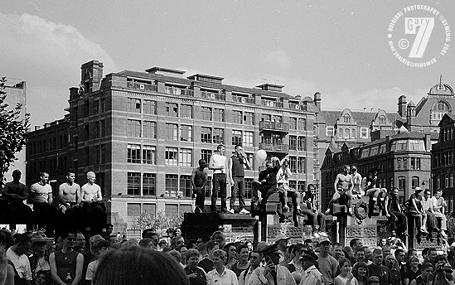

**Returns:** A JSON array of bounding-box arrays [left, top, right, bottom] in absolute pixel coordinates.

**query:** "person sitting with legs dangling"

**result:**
[[325, 165, 352, 215]]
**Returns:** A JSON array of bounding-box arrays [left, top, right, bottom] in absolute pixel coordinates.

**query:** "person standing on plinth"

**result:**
[[58, 171, 81, 232], [191, 159, 209, 213], [227, 144, 251, 215], [30, 172, 54, 233], [2, 170, 33, 230], [81, 171, 105, 233], [209, 145, 228, 213]]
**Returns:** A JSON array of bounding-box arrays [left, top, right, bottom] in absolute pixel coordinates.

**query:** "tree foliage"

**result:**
[[0, 77, 30, 185], [136, 210, 184, 233]]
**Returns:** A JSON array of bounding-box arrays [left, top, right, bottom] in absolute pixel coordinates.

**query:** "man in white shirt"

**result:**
[[207, 249, 238, 285], [209, 145, 228, 213], [422, 190, 437, 234], [431, 189, 448, 238], [6, 233, 33, 283]]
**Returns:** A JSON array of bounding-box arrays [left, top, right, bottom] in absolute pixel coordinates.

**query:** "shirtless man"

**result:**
[[350, 166, 363, 197], [81, 172, 102, 203], [325, 165, 352, 215], [59, 171, 81, 211], [80, 171, 106, 233]]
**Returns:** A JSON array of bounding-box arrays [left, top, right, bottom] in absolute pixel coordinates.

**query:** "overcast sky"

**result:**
[[1, 0, 454, 126]]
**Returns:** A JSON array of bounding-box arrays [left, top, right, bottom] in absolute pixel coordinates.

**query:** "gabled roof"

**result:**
[[319, 110, 401, 127]]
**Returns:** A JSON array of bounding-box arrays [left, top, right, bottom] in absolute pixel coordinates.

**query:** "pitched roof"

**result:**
[[320, 110, 401, 126]]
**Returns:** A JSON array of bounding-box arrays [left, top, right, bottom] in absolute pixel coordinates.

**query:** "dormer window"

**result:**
[[379, 115, 386, 124]]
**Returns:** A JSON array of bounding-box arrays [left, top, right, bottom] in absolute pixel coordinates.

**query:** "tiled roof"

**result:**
[[320, 110, 402, 126], [115, 70, 295, 99]]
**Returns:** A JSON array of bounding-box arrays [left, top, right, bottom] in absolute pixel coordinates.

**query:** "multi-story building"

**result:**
[[26, 60, 316, 234], [306, 92, 402, 201], [311, 78, 455, 204], [431, 113, 455, 211], [2, 80, 27, 183], [396, 78, 455, 133], [320, 130, 435, 209]]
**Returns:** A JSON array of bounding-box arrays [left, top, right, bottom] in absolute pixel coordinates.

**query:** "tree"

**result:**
[[136, 210, 184, 234], [0, 77, 29, 186]]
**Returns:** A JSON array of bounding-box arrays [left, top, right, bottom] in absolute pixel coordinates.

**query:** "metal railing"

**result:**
[[259, 143, 289, 152], [259, 121, 289, 132]]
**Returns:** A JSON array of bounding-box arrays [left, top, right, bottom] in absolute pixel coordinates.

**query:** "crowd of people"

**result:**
[[323, 165, 448, 243], [2, 226, 455, 285]]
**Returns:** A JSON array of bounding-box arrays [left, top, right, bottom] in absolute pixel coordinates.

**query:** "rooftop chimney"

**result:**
[[314, 92, 321, 109]]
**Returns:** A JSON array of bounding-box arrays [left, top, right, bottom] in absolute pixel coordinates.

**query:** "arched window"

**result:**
[[343, 114, 351, 123], [431, 101, 451, 121], [378, 115, 386, 124]]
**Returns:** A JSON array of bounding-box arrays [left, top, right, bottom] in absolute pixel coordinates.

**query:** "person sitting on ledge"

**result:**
[[362, 169, 387, 218], [81, 171, 106, 233], [325, 165, 352, 215]]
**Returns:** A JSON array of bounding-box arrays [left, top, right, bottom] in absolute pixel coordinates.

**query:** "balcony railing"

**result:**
[[289, 102, 305, 111], [232, 95, 255, 104], [259, 143, 289, 153], [127, 81, 158, 92], [164, 87, 194, 97], [261, 99, 283, 108], [201, 91, 225, 101], [259, 121, 289, 133]]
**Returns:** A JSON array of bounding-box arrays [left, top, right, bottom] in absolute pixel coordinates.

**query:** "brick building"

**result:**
[[26, 60, 316, 234], [307, 92, 402, 201], [431, 113, 455, 211], [320, 130, 435, 209], [2, 80, 27, 183], [396, 78, 455, 133]]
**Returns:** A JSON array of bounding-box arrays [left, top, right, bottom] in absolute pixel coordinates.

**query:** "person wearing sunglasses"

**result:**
[[238, 249, 263, 285]]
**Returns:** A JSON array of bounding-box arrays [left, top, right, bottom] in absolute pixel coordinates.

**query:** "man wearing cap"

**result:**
[[259, 243, 296, 285], [317, 237, 338, 285], [300, 250, 323, 285]]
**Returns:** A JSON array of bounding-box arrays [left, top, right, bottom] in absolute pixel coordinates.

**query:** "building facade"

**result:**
[[26, 60, 316, 234], [431, 113, 455, 211], [320, 131, 434, 209], [2, 80, 27, 183]]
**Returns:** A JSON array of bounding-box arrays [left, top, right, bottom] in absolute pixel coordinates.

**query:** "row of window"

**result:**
[[127, 145, 256, 168], [434, 173, 455, 190], [82, 98, 106, 117], [396, 157, 422, 170], [326, 126, 369, 139], [126, 98, 308, 129], [30, 134, 69, 155], [126, 172, 309, 198], [84, 120, 106, 140], [440, 126, 455, 142], [433, 150, 455, 168], [289, 136, 307, 151]]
